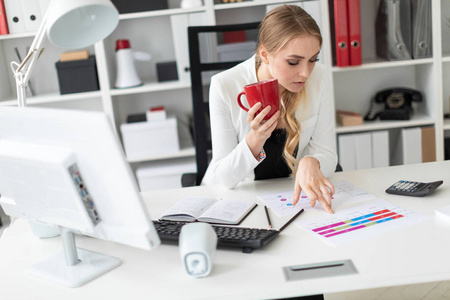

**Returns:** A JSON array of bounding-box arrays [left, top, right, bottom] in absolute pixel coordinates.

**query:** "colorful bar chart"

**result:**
[[258, 180, 376, 217], [295, 199, 429, 246], [313, 209, 404, 238]]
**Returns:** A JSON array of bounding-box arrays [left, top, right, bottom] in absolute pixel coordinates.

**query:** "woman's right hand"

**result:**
[[245, 102, 280, 159]]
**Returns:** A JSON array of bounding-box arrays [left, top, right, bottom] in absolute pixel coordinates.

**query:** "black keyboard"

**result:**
[[153, 220, 280, 253]]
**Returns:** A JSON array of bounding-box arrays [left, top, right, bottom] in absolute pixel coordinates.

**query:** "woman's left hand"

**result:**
[[292, 157, 335, 214]]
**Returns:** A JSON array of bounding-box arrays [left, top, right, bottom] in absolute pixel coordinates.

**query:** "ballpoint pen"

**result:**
[[264, 205, 272, 229]]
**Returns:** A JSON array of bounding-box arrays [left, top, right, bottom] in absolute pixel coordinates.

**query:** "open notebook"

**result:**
[[159, 197, 257, 225]]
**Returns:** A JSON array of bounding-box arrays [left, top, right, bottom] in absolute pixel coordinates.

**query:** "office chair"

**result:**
[[181, 22, 342, 187], [181, 22, 261, 187]]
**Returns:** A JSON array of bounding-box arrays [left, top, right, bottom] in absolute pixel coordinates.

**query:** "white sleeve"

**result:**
[[304, 71, 338, 177], [201, 75, 260, 188]]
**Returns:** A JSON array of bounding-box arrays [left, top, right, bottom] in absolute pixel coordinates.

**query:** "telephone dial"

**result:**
[[364, 88, 423, 121]]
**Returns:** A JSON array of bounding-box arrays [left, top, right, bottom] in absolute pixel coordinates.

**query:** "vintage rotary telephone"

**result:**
[[364, 88, 423, 121]]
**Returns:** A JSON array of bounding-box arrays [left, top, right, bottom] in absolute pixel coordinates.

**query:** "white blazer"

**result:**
[[201, 55, 337, 188]]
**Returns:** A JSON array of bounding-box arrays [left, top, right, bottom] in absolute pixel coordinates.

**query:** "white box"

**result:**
[[136, 157, 197, 191], [217, 41, 257, 62], [120, 118, 180, 160]]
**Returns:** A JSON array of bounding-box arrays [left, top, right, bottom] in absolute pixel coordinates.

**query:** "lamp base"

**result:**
[[27, 248, 121, 288]]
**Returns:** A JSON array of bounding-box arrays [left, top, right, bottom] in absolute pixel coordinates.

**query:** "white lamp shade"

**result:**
[[46, 0, 119, 49]]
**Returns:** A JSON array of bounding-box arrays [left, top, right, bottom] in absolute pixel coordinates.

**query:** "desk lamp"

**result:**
[[10, 0, 119, 107]]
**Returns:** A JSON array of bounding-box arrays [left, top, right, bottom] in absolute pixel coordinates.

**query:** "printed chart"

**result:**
[[258, 180, 376, 217], [295, 199, 429, 246]]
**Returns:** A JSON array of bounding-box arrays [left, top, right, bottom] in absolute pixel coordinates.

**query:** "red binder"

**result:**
[[329, 0, 349, 67], [347, 0, 362, 65], [0, 0, 8, 35]]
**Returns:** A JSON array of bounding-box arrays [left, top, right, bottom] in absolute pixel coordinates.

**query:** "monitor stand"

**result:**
[[27, 227, 121, 288]]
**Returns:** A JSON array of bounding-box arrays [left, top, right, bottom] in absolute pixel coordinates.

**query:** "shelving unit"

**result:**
[[0, 0, 449, 185]]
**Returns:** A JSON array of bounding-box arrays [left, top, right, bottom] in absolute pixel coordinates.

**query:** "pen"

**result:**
[[264, 205, 272, 228], [279, 208, 304, 232]]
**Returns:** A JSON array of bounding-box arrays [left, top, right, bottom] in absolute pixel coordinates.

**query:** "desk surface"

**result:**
[[2, 162, 450, 299]]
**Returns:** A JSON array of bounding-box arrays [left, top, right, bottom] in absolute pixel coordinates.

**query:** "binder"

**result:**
[[401, 127, 422, 165], [20, 0, 43, 32], [329, 0, 349, 67], [38, 0, 51, 16], [421, 127, 435, 162], [375, 0, 412, 61], [411, 0, 432, 59], [337, 134, 355, 171], [346, 0, 361, 65], [4, 0, 26, 34], [371, 131, 389, 168], [0, 0, 9, 35], [354, 132, 372, 170]]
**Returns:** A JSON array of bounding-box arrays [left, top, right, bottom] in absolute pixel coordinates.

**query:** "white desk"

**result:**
[[2, 161, 450, 299]]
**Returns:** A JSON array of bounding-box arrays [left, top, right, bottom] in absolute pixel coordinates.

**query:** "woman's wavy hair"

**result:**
[[255, 5, 322, 175]]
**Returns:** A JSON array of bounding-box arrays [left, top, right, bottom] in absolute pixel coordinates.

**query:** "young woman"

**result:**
[[201, 5, 337, 214]]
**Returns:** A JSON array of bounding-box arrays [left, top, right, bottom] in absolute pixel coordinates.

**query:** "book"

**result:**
[[160, 197, 257, 225], [60, 50, 90, 62], [421, 126, 435, 163]]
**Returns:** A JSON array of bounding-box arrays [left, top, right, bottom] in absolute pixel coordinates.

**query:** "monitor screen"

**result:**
[[0, 107, 160, 287]]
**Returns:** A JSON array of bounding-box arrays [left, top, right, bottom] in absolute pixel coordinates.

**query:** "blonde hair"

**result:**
[[255, 5, 322, 175]]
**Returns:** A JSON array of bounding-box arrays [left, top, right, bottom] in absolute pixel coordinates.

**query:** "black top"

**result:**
[[254, 129, 293, 180]]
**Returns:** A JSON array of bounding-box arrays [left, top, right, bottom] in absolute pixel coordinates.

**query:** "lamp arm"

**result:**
[[11, 14, 48, 107]]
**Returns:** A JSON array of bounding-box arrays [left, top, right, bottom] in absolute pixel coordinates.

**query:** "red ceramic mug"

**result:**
[[237, 79, 280, 120]]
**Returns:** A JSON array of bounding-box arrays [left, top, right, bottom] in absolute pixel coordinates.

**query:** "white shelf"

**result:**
[[0, 31, 35, 41], [127, 146, 196, 163], [332, 57, 434, 73], [110, 81, 191, 97], [0, 91, 102, 106], [336, 114, 435, 134], [214, 0, 303, 10], [118, 7, 206, 20]]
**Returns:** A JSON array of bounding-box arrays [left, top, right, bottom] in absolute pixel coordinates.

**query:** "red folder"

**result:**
[[347, 0, 362, 65], [0, 0, 9, 35], [329, 0, 349, 67]]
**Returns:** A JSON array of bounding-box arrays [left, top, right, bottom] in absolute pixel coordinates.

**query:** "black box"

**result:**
[[55, 56, 100, 95], [111, 0, 168, 14], [156, 61, 178, 82]]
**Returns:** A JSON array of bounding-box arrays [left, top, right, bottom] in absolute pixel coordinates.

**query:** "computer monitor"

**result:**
[[0, 106, 161, 287]]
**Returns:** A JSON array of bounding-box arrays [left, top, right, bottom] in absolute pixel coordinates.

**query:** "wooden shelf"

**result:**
[[336, 114, 435, 134]]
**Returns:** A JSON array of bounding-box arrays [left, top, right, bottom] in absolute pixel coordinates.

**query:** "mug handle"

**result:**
[[237, 91, 249, 112]]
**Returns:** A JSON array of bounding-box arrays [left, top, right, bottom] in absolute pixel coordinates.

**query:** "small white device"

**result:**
[[114, 39, 151, 89], [179, 222, 217, 278]]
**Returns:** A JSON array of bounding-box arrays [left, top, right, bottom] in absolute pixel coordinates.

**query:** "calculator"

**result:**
[[386, 180, 443, 197]]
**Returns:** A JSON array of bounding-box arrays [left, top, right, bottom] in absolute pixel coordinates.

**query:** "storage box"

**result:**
[[336, 110, 363, 127], [120, 118, 180, 160], [156, 61, 178, 82], [55, 56, 99, 94], [217, 41, 257, 62], [111, 0, 168, 14], [136, 157, 196, 191]]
